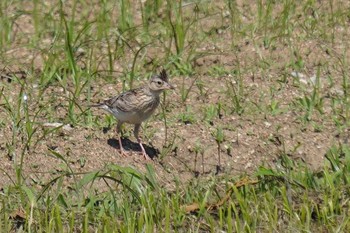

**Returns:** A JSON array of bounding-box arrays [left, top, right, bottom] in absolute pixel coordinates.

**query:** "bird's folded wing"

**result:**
[[104, 88, 146, 112]]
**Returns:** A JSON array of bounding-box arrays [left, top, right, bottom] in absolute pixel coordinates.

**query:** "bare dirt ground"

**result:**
[[0, 0, 349, 191]]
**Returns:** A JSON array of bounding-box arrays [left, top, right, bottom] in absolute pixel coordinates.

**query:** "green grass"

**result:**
[[2, 151, 350, 232], [1, 0, 350, 232]]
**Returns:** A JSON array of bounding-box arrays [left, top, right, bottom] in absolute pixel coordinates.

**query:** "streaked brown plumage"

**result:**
[[91, 69, 174, 160]]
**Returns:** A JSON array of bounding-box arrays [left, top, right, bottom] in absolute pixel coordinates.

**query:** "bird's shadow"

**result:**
[[107, 138, 159, 159]]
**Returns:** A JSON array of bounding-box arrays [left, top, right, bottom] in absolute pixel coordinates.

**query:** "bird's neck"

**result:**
[[145, 85, 162, 97]]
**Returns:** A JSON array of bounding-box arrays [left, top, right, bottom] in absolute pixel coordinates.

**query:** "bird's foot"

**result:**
[[118, 137, 129, 157], [138, 140, 151, 160], [141, 151, 151, 160], [119, 148, 129, 157]]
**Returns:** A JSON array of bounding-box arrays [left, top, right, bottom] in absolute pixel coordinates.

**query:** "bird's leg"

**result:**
[[116, 121, 127, 156], [134, 124, 150, 160]]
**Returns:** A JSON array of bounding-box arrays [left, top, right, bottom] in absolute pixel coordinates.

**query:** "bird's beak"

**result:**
[[167, 83, 175, 90]]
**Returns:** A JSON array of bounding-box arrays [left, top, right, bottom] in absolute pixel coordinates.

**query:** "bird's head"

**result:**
[[148, 69, 175, 93]]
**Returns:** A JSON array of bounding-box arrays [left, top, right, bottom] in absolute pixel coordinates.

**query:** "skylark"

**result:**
[[91, 69, 174, 160]]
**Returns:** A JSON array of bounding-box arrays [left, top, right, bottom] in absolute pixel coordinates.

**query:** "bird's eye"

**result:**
[[157, 81, 162, 85]]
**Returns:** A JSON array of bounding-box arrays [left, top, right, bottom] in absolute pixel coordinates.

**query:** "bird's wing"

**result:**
[[104, 88, 147, 113]]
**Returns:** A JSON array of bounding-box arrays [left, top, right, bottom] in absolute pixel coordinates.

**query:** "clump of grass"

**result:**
[[118, 0, 134, 34], [165, 0, 186, 56], [193, 140, 204, 175], [178, 106, 196, 125], [212, 127, 225, 173], [226, 72, 244, 115], [226, 0, 242, 48], [0, 0, 15, 50], [294, 68, 324, 123]]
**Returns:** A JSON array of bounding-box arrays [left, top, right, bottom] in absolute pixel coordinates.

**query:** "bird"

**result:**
[[91, 69, 174, 160]]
